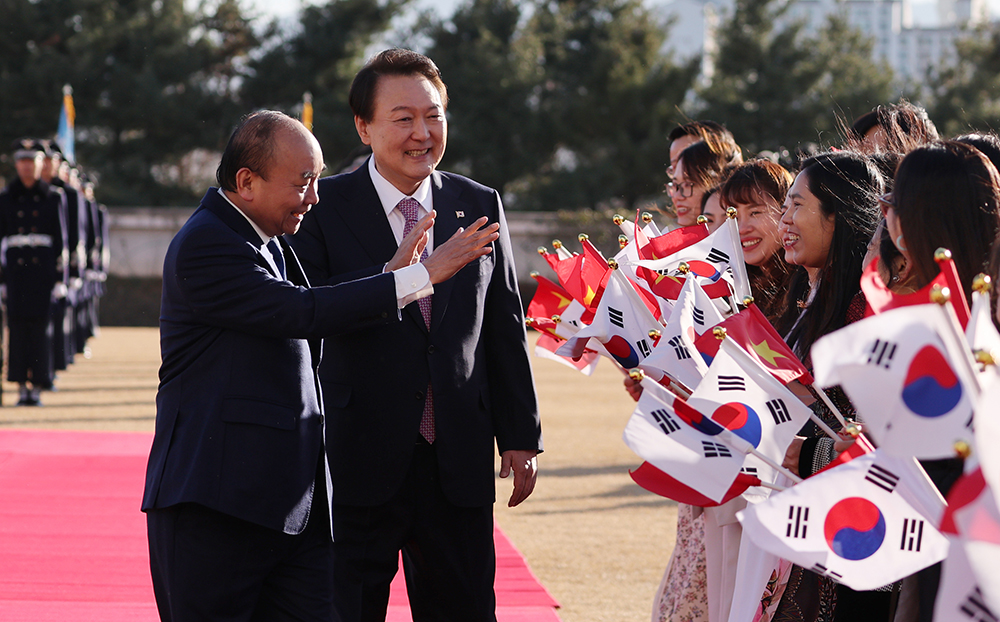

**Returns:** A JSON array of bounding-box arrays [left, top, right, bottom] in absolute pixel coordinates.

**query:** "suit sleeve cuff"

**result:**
[[392, 263, 433, 309]]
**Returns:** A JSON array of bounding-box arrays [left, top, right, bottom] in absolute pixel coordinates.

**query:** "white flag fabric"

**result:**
[[640, 276, 726, 391], [631, 220, 741, 293], [552, 298, 590, 340], [975, 375, 1000, 520], [556, 269, 661, 369], [614, 231, 673, 320], [688, 340, 813, 492], [941, 465, 1000, 614], [623, 389, 749, 503], [738, 450, 948, 591], [966, 290, 1000, 368], [933, 537, 1000, 622], [811, 303, 978, 460]]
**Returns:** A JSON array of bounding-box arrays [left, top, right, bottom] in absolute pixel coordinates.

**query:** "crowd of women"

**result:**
[[628, 102, 1000, 622]]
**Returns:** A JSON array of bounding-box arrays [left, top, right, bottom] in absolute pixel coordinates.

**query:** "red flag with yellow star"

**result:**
[[638, 223, 711, 261], [694, 304, 814, 385], [528, 274, 581, 324]]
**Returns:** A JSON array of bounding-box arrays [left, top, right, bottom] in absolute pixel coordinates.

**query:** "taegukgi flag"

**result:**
[[639, 275, 726, 391], [738, 450, 948, 591], [811, 303, 978, 460], [623, 389, 750, 503], [688, 340, 812, 494], [556, 269, 661, 369]]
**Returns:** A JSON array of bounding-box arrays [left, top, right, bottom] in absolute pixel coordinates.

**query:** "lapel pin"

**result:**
[[455, 211, 465, 218]]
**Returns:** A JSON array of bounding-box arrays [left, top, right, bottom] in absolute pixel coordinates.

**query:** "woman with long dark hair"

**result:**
[[768, 151, 889, 622], [880, 141, 1000, 621]]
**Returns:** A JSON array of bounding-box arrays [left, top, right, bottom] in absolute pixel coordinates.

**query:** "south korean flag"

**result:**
[[738, 450, 948, 591]]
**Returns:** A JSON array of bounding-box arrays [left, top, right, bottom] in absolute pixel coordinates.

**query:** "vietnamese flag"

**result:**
[[534, 332, 600, 375], [694, 304, 814, 385], [861, 257, 970, 329], [552, 239, 610, 313], [528, 274, 588, 324]]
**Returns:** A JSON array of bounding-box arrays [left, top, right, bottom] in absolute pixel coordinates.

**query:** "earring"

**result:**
[[895, 235, 907, 251]]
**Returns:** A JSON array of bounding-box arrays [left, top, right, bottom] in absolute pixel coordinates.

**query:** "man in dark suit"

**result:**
[[289, 49, 543, 622], [142, 110, 498, 622]]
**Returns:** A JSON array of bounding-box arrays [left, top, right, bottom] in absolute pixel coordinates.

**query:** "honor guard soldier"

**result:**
[[0, 139, 68, 405], [40, 140, 80, 372]]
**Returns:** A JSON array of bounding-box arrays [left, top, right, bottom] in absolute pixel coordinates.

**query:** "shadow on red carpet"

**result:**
[[0, 429, 560, 621]]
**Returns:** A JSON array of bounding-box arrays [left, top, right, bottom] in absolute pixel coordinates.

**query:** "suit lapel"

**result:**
[[336, 162, 399, 267], [202, 189, 274, 276], [429, 172, 471, 331]]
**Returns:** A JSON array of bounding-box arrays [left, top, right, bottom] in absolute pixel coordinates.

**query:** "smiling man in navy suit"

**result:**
[[142, 110, 498, 622], [289, 49, 543, 622]]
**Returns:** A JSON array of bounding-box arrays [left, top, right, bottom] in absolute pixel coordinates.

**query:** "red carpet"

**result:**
[[0, 429, 561, 621]]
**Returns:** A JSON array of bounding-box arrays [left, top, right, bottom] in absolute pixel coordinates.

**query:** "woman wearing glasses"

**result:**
[[668, 140, 741, 228]]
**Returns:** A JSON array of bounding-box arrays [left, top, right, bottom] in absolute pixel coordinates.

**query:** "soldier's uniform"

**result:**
[[0, 140, 67, 405]]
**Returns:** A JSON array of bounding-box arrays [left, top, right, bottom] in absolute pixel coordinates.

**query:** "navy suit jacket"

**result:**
[[142, 189, 399, 534], [289, 161, 542, 508]]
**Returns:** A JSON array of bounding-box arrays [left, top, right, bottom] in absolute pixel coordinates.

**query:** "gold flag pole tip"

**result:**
[[696, 215, 708, 225], [628, 368, 645, 382], [933, 248, 953, 263], [713, 327, 727, 340], [844, 423, 860, 438], [953, 440, 972, 459], [613, 214, 625, 225], [642, 212, 654, 224], [726, 206, 738, 218], [578, 233, 589, 242], [930, 284, 951, 305], [552, 240, 563, 249], [607, 259, 619, 270], [973, 273, 992, 294]]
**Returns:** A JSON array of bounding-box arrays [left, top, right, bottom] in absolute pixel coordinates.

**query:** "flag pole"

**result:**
[[725, 207, 753, 303], [810, 386, 853, 433]]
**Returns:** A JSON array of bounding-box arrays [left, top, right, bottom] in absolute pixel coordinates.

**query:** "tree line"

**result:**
[[2, 0, 999, 209]]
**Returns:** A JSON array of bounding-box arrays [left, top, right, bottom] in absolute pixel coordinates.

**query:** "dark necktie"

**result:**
[[267, 238, 286, 280], [396, 197, 435, 443]]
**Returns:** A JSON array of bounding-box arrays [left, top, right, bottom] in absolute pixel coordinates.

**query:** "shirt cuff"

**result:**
[[392, 263, 433, 309]]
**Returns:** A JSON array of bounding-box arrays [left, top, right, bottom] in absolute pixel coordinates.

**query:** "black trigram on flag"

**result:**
[[609, 307, 625, 329], [865, 463, 900, 493], [692, 307, 706, 326], [718, 375, 745, 391], [767, 399, 791, 424], [741, 466, 758, 476], [706, 248, 730, 264], [959, 587, 999, 622], [867, 339, 897, 368], [651, 408, 680, 434], [636, 339, 652, 358], [786, 506, 809, 538], [668, 336, 692, 361], [810, 563, 843, 581], [900, 518, 924, 552], [702, 440, 732, 458]]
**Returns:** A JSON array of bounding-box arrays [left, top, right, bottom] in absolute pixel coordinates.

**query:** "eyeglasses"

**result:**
[[878, 192, 895, 215], [665, 181, 696, 198]]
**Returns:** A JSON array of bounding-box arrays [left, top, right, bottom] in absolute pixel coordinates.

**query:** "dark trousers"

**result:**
[[147, 491, 336, 622], [331, 441, 497, 622], [7, 317, 53, 387]]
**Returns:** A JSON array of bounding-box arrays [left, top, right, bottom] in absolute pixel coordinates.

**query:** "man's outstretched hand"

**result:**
[[423, 216, 499, 284]]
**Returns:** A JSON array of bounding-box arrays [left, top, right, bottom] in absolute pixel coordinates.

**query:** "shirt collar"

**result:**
[[217, 187, 272, 246], [367, 156, 433, 218]]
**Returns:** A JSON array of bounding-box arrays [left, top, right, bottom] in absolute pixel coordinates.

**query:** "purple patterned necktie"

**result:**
[[397, 197, 435, 443]]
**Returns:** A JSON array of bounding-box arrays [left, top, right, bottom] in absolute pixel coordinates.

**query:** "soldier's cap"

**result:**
[[12, 138, 44, 160], [40, 139, 63, 159]]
